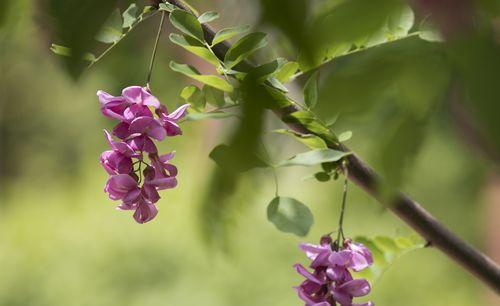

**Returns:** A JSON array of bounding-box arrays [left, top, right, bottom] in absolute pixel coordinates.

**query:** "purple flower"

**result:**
[[100, 150, 133, 175], [295, 236, 374, 306], [98, 85, 188, 224], [156, 104, 190, 136]]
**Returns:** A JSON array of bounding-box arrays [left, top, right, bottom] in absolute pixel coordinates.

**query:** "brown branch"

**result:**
[[166, 0, 500, 292]]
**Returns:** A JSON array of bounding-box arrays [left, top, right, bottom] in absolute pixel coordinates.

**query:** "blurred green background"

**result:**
[[0, 1, 498, 306]]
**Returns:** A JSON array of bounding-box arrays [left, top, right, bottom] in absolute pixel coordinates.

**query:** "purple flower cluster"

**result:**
[[98, 86, 189, 223], [294, 235, 374, 306]]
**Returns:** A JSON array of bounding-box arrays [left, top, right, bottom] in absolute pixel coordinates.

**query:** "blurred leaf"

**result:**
[[275, 61, 299, 83], [267, 77, 289, 92], [198, 11, 219, 24], [169, 61, 233, 92], [314, 172, 331, 182], [224, 32, 268, 68], [247, 60, 279, 82], [338, 131, 352, 142], [185, 112, 235, 121], [169, 33, 220, 66], [46, 0, 118, 77], [282, 111, 335, 142], [158, 2, 176, 12], [203, 86, 225, 107], [419, 17, 444, 42], [387, 5, 414, 37], [273, 129, 327, 149], [95, 9, 123, 44], [267, 197, 314, 236], [50, 44, 95, 62], [354, 235, 425, 283], [211, 25, 250, 46], [169, 9, 205, 42], [180, 85, 205, 110], [278, 149, 350, 167], [122, 3, 138, 28], [304, 71, 319, 109], [210, 144, 268, 173]]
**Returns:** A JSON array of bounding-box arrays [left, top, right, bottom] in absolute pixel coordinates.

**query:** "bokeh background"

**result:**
[[1, 1, 499, 306]]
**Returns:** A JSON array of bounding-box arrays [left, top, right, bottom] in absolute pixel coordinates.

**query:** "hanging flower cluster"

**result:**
[[98, 85, 189, 223], [294, 235, 374, 306]]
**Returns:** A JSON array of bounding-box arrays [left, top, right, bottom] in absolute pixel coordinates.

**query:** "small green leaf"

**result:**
[[95, 9, 123, 44], [122, 3, 138, 28], [314, 172, 331, 182], [418, 17, 443, 42], [275, 61, 299, 83], [247, 60, 279, 82], [170, 61, 233, 92], [143, 5, 155, 14], [273, 129, 327, 149], [211, 25, 250, 46], [169, 9, 205, 42], [279, 149, 350, 167], [50, 43, 71, 57], [224, 32, 267, 68], [203, 85, 225, 107], [158, 3, 176, 12], [267, 197, 314, 237], [186, 111, 235, 121], [169, 33, 220, 66], [267, 77, 289, 93], [304, 71, 319, 109], [338, 131, 352, 142], [180, 85, 205, 110], [387, 5, 414, 37], [198, 11, 219, 24]]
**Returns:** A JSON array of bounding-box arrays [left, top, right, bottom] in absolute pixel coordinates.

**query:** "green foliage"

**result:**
[[203, 86, 225, 107], [95, 9, 123, 44], [122, 3, 138, 28], [185, 112, 236, 121], [418, 17, 444, 42], [210, 144, 268, 173], [338, 131, 352, 142], [224, 32, 268, 68], [169, 9, 205, 43], [304, 71, 319, 109], [278, 149, 350, 167], [211, 25, 251, 46], [169, 61, 233, 92], [275, 60, 299, 83], [198, 11, 219, 24], [273, 129, 327, 149], [169, 33, 220, 66], [354, 235, 425, 283], [267, 196, 314, 236]]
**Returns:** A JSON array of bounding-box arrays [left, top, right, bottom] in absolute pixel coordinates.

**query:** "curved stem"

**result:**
[[147, 11, 166, 89], [336, 165, 348, 246]]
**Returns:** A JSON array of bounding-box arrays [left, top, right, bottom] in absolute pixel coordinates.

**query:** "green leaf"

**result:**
[[224, 32, 267, 68], [122, 3, 138, 28], [211, 25, 250, 46], [169, 9, 205, 42], [282, 111, 334, 142], [354, 235, 425, 283], [267, 77, 289, 93], [170, 61, 233, 92], [159, 2, 177, 12], [338, 131, 352, 142], [185, 112, 235, 121], [247, 60, 279, 82], [279, 149, 350, 167], [95, 9, 123, 44], [180, 85, 205, 110], [418, 17, 443, 42], [50, 43, 71, 57], [50, 44, 95, 62], [273, 129, 327, 149], [267, 197, 314, 237], [314, 172, 331, 182], [275, 61, 299, 83], [304, 71, 319, 109], [209, 144, 268, 173], [203, 85, 225, 107], [169, 33, 220, 66], [387, 5, 414, 37], [198, 11, 219, 24]]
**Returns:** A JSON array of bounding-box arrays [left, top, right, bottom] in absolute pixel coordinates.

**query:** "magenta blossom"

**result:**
[[295, 235, 374, 306], [98, 85, 189, 224]]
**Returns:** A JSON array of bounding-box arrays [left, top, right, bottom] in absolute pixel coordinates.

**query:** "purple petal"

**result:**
[[338, 279, 371, 297], [326, 266, 350, 282], [142, 185, 160, 203], [159, 151, 176, 162], [328, 250, 352, 267], [130, 116, 154, 134], [122, 86, 160, 109], [349, 252, 370, 272], [146, 121, 167, 141], [300, 243, 329, 260], [147, 177, 177, 190], [124, 104, 153, 122], [113, 122, 131, 139], [97, 90, 125, 106], [310, 251, 330, 268], [294, 264, 325, 285], [163, 120, 183, 136], [167, 104, 190, 120], [331, 289, 352, 306], [133, 201, 158, 224]]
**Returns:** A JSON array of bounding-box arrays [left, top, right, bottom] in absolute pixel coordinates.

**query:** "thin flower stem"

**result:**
[[336, 163, 349, 246], [88, 10, 159, 69], [146, 11, 166, 89], [259, 138, 280, 197]]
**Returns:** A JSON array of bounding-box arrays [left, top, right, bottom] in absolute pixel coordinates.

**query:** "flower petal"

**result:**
[[338, 279, 371, 297], [167, 103, 190, 120]]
